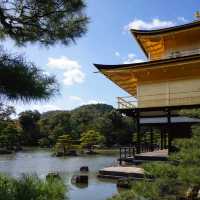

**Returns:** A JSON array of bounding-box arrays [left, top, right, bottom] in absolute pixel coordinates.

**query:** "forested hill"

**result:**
[[41, 104, 113, 119], [37, 104, 135, 146], [71, 104, 113, 114]]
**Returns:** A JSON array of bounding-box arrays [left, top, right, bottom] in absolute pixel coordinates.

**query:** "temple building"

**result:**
[[94, 20, 200, 154]]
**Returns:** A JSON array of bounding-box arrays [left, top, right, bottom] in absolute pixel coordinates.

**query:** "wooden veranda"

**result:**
[[118, 104, 200, 160]]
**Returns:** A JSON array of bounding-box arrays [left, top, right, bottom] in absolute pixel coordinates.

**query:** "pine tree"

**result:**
[[0, 0, 89, 102]]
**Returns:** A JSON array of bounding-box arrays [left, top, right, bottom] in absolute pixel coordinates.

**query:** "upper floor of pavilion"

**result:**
[[94, 20, 200, 110], [132, 20, 200, 61]]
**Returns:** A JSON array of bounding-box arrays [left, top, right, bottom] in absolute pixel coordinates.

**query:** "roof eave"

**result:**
[[130, 20, 200, 36], [130, 29, 149, 58], [93, 53, 200, 71], [130, 21, 200, 58]]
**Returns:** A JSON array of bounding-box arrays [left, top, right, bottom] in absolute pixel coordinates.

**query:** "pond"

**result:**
[[0, 148, 120, 200]]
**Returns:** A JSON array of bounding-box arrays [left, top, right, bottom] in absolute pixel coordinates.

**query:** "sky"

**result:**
[[3, 0, 200, 115]]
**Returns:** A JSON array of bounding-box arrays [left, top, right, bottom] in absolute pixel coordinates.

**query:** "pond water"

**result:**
[[0, 148, 119, 200]]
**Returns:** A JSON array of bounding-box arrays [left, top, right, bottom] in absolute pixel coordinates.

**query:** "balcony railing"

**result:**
[[117, 96, 137, 109], [117, 90, 200, 109], [165, 48, 200, 59]]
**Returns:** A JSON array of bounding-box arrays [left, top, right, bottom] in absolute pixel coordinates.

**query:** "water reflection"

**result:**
[[0, 148, 119, 200], [72, 182, 89, 189]]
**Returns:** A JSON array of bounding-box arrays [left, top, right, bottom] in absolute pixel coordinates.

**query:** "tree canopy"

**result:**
[[55, 134, 73, 154], [0, 104, 21, 151], [18, 110, 41, 145], [0, 122, 21, 150], [0, 50, 58, 102], [0, 104, 135, 149], [0, 0, 89, 46], [0, 0, 89, 103], [0, 103, 15, 120], [80, 130, 105, 151], [39, 104, 135, 147]]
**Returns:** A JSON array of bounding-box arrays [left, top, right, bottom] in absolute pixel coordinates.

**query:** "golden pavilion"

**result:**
[[94, 20, 200, 156]]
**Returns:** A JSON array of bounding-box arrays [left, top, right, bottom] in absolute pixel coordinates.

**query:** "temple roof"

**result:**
[[131, 20, 200, 60], [94, 54, 200, 96], [131, 20, 200, 36]]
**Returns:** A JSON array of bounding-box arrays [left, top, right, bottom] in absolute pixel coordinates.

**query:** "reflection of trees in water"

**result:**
[[71, 174, 89, 189], [72, 182, 89, 189]]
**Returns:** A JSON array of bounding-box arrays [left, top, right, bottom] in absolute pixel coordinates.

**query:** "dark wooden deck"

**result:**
[[98, 149, 168, 179], [134, 149, 168, 161], [119, 148, 168, 164]]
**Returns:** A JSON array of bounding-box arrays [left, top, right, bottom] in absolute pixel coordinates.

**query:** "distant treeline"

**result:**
[[16, 104, 135, 148]]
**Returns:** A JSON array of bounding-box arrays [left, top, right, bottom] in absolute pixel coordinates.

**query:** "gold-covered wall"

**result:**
[[138, 78, 200, 108], [99, 55, 200, 101]]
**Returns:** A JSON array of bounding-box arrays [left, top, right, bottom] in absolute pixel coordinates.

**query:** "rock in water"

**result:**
[[72, 175, 88, 184], [80, 166, 89, 172], [117, 178, 132, 188]]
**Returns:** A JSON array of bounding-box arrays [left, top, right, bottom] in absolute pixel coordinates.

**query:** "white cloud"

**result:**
[[42, 71, 50, 76], [69, 96, 83, 102], [115, 51, 120, 57], [114, 52, 144, 64], [127, 53, 136, 59], [86, 100, 105, 105], [47, 56, 85, 86], [80, 99, 105, 106], [63, 69, 85, 86], [68, 95, 105, 106], [124, 18, 175, 31], [14, 103, 62, 114], [10, 97, 105, 116], [177, 17, 188, 23], [32, 104, 62, 112], [123, 53, 144, 64]]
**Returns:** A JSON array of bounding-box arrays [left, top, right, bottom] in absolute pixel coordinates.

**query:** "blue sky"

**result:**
[[3, 0, 200, 114]]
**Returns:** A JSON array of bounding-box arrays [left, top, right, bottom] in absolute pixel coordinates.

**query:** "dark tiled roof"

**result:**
[[94, 53, 200, 71]]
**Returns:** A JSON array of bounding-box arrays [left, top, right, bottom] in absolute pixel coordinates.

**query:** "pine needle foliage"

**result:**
[[0, 0, 89, 46], [0, 50, 58, 102], [0, 0, 89, 102]]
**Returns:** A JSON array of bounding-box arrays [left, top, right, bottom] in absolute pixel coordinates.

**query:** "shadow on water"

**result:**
[[0, 148, 121, 200]]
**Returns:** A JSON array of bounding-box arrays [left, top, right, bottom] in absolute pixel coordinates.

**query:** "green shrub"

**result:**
[[0, 174, 15, 200], [0, 174, 67, 200], [109, 125, 200, 200]]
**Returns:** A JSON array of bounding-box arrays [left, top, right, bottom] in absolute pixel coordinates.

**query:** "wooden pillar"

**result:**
[[128, 146, 131, 157], [136, 111, 141, 154], [119, 147, 122, 165], [124, 148, 127, 158], [144, 131, 146, 143], [167, 109, 172, 153], [150, 127, 154, 151], [160, 127, 164, 150], [163, 127, 167, 149]]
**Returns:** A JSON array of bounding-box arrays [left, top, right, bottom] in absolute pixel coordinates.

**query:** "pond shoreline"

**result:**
[[0, 147, 119, 157], [0, 148, 120, 200]]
